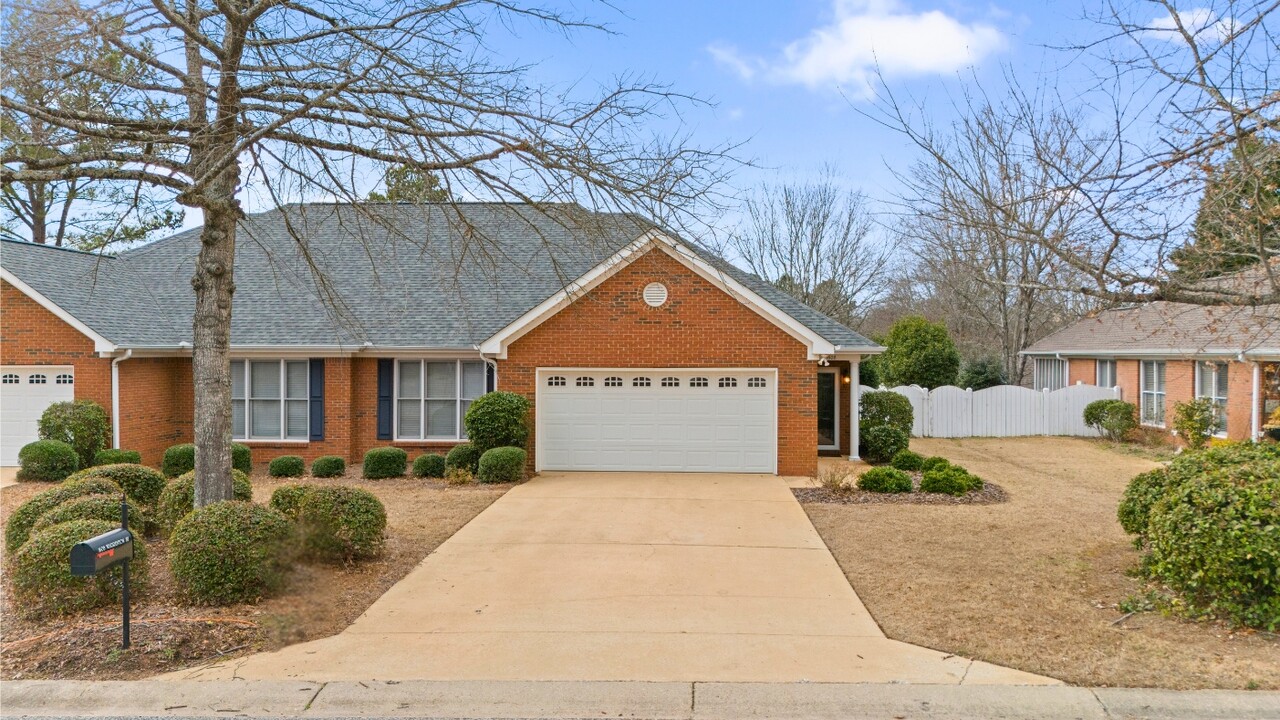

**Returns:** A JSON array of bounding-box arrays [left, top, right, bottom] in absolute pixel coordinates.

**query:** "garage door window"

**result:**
[[633, 377, 651, 387], [661, 377, 679, 387], [395, 360, 485, 440], [690, 377, 708, 387], [29, 374, 46, 384], [2, 374, 18, 384]]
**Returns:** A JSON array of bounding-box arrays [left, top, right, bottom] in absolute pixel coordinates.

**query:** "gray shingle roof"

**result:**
[[2, 203, 877, 352], [1024, 301, 1280, 356]]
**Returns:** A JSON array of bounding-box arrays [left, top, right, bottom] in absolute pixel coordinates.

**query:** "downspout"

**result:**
[[1252, 360, 1262, 441], [475, 346, 499, 390], [110, 349, 133, 449]]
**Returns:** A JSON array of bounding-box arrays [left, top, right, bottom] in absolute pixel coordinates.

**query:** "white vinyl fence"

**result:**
[[862, 383, 1123, 438]]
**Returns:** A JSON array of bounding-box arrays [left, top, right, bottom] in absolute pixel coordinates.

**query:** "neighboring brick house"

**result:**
[[1023, 266, 1280, 442], [1, 203, 880, 475]]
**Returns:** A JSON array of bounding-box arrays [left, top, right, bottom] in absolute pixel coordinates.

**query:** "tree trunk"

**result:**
[[191, 174, 240, 507]]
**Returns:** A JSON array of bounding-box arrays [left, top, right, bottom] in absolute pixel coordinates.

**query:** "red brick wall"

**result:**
[[1225, 361, 1256, 440], [497, 247, 819, 476], [1068, 359, 1095, 386], [118, 358, 191, 465]]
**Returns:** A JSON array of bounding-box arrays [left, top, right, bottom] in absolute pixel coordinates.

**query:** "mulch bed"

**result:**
[[794, 479, 1008, 505]]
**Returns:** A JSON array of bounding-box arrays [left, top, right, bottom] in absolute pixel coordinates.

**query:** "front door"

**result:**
[[817, 369, 839, 450]]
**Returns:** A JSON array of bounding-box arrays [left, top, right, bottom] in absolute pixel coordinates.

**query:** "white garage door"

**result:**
[[1, 366, 76, 466], [537, 369, 777, 473]]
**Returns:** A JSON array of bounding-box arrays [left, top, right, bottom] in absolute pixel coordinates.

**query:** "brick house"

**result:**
[[1023, 266, 1280, 442], [1, 203, 880, 475]]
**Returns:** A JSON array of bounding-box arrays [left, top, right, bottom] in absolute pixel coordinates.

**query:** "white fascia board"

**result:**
[[1022, 348, 1280, 359], [122, 345, 484, 359], [1, 267, 117, 353]]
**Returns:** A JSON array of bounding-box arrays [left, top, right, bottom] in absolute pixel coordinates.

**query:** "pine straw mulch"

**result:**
[[794, 475, 1008, 505], [0, 474, 509, 680]]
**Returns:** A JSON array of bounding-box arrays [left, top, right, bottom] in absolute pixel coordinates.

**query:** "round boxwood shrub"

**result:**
[[889, 449, 924, 472], [4, 478, 122, 554], [232, 443, 252, 474], [1117, 469, 1173, 538], [268, 455, 305, 478], [169, 502, 292, 604], [32, 495, 146, 534], [477, 447, 526, 483], [920, 456, 951, 472], [38, 399, 109, 469], [269, 483, 313, 521], [413, 453, 446, 479], [93, 449, 142, 466], [65, 463, 167, 507], [156, 470, 253, 532], [362, 447, 407, 479], [1083, 399, 1138, 442], [862, 426, 909, 465], [311, 455, 346, 478], [463, 391, 531, 453], [17, 439, 79, 482], [879, 315, 961, 388], [297, 486, 387, 562], [161, 443, 196, 478], [921, 466, 981, 496], [11, 519, 149, 617], [857, 467, 913, 493], [859, 390, 914, 439], [445, 443, 481, 473]]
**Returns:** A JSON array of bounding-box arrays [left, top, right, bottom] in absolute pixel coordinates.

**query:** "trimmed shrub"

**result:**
[[268, 455, 305, 478], [477, 447, 526, 483], [156, 470, 253, 532], [4, 478, 122, 554], [32, 495, 145, 534], [862, 426, 909, 465], [921, 466, 981, 496], [859, 390, 914, 441], [889, 449, 924, 472], [311, 455, 346, 478], [65, 464, 167, 507], [37, 400, 109, 469], [920, 456, 951, 472], [232, 443, 252, 474], [1172, 398, 1217, 450], [463, 391, 531, 453], [958, 357, 1006, 390], [269, 483, 313, 520], [93, 449, 142, 466], [858, 467, 913, 493], [444, 467, 474, 485], [162, 443, 196, 478], [17, 439, 79, 482], [1083, 399, 1138, 442], [413, 453, 447, 479], [445, 443, 481, 473], [169, 502, 291, 604], [879, 315, 961, 389], [297, 486, 387, 562], [11, 519, 148, 616], [362, 447, 407, 479], [1117, 469, 1173, 538]]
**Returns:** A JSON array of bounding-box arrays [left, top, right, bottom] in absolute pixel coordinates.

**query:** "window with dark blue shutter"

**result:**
[[486, 363, 496, 392], [377, 359, 393, 440], [309, 359, 325, 441]]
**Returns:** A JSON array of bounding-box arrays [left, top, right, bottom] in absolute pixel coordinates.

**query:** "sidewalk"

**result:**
[[3, 680, 1278, 719]]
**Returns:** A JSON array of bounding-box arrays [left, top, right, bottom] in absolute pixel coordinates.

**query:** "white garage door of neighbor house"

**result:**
[[537, 369, 777, 473], [1, 366, 76, 466]]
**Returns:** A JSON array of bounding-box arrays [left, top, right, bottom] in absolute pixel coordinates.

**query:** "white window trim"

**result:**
[[393, 359, 486, 441], [232, 359, 309, 441], [1195, 361, 1230, 438], [1140, 360, 1167, 428]]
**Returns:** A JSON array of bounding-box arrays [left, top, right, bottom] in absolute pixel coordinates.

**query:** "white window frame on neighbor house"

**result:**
[[394, 359, 486, 441], [1140, 360, 1167, 427], [231, 359, 309, 441], [1096, 359, 1117, 388], [1195, 361, 1230, 437], [1034, 358, 1067, 391]]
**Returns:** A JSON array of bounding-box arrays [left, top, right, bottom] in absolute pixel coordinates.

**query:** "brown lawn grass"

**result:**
[[803, 437, 1280, 690]]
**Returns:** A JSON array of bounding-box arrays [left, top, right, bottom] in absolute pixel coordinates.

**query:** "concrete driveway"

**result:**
[[171, 473, 1055, 684]]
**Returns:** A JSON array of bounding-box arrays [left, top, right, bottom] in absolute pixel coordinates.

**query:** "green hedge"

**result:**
[[1083, 399, 1137, 442], [269, 483, 314, 521], [477, 447, 526, 483], [297, 486, 387, 562], [156, 470, 253, 532], [920, 456, 951, 472], [4, 478, 121, 554], [362, 447, 407, 479], [12, 519, 148, 617], [38, 400, 109, 469], [18, 439, 79, 482], [445, 443, 481, 473], [32, 495, 145, 535], [311, 455, 346, 478], [268, 455, 305, 478], [169, 502, 291, 604], [65, 464, 167, 507], [921, 466, 982, 496], [857, 467, 912, 493], [859, 390, 914, 438], [93, 449, 142, 466], [413, 453, 446, 479], [889, 449, 924, 472], [163, 443, 252, 477], [463, 392, 530, 453], [232, 443, 252, 474], [862, 426, 909, 465]]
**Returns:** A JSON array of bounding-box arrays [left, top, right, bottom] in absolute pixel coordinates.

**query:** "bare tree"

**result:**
[[0, 0, 732, 505], [869, 0, 1279, 307], [729, 168, 892, 327]]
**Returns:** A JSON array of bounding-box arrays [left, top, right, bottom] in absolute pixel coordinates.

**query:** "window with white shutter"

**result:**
[[1140, 361, 1167, 426], [1196, 361, 1229, 436]]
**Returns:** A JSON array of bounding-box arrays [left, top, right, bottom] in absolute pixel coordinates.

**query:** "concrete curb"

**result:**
[[2, 680, 1279, 719]]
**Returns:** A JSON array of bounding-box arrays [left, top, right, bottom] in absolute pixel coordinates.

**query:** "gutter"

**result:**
[[110, 349, 133, 449]]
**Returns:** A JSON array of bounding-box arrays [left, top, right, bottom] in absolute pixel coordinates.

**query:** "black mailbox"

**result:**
[[70, 528, 133, 576]]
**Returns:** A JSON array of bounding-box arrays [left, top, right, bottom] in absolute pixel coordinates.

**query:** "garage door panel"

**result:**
[[1, 366, 76, 466]]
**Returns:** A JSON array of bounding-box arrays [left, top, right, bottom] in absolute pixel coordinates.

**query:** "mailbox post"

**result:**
[[69, 495, 133, 648]]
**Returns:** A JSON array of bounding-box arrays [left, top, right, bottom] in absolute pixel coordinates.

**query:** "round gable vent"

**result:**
[[642, 282, 668, 307]]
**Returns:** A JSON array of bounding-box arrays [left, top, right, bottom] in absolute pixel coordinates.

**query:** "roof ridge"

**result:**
[[0, 238, 117, 259]]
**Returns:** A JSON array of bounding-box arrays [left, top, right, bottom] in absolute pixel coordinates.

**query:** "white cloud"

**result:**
[[709, 0, 1005, 95], [1145, 7, 1235, 43]]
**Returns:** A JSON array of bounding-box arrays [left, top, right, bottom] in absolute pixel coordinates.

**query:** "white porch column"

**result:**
[[849, 357, 860, 460]]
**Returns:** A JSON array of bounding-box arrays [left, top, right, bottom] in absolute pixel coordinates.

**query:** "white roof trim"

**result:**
[[2, 267, 117, 353], [479, 230, 838, 360]]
